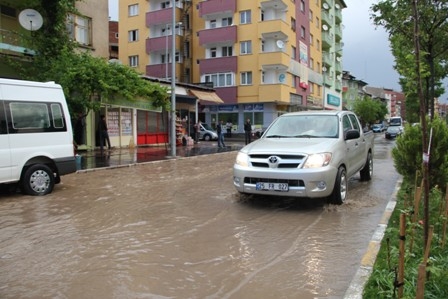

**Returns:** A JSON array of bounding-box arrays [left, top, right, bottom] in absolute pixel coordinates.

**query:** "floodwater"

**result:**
[[0, 135, 399, 299]]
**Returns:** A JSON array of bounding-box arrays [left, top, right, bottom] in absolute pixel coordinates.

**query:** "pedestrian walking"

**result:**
[[244, 118, 252, 145], [216, 120, 226, 148], [226, 120, 233, 137], [98, 115, 111, 152]]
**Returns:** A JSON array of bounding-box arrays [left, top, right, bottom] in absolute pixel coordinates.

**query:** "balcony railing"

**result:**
[[198, 0, 237, 18], [0, 29, 35, 56], [198, 26, 237, 46]]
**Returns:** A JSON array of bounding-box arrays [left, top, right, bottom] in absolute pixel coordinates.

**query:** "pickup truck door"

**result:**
[[343, 115, 366, 177]]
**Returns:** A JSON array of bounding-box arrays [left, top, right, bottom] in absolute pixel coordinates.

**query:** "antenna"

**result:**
[[276, 40, 284, 49], [18, 9, 43, 31], [322, 24, 329, 31]]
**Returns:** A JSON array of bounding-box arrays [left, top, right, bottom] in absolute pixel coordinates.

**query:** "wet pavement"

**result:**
[[76, 137, 246, 171], [0, 134, 400, 299]]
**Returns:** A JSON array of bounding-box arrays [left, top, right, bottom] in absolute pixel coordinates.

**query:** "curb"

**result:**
[[344, 178, 402, 299]]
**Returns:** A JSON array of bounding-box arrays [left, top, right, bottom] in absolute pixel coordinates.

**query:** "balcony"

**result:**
[[258, 84, 291, 104], [198, 26, 237, 46], [146, 7, 183, 27], [0, 29, 35, 56], [199, 56, 237, 74], [198, 0, 237, 18], [259, 19, 289, 40], [259, 51, 289, 70], [146, 35, 182, 53], [322, 31, 332, 50], [146, 62, 182, 79], [335, 25, 342, 41], [321, 10, 331, 26]]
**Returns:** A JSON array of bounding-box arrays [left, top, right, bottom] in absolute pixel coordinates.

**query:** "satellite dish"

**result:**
[[336, 75, 342, 80], [276, 40, 284, 49], [322, 24, 329, 31], [335, 4, 340, 9], [278, 73, 286, 83], [19, 9, 43, 31], [336, 56, 342, 62], [323, 3, 329, 10]]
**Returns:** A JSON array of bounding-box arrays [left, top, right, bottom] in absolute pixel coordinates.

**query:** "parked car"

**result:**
[[199, 123, 218, 141], [385, 126, 402, 139], [372, 124, 386, 133]]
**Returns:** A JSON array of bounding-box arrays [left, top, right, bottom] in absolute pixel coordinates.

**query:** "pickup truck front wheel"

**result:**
[[360, 152, 373, 181], [328, 167, 347, 205]]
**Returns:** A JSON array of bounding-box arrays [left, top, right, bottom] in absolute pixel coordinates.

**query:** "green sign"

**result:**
[[326, 94, 340, 107]]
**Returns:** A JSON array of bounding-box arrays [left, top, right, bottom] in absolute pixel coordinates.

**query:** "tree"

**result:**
[[352, 96, 388, 127], [371, 0, 448, 119], [7, 0, 169, 116]]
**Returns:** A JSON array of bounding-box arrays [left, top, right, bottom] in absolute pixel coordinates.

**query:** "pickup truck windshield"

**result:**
[[265, 115, 339, 138]]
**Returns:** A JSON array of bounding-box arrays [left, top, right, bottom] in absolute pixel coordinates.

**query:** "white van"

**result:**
[[0, 78, 77, 195]]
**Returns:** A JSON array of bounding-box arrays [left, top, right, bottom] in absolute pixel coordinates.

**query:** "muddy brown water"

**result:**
[[0, 135, 399, 299]]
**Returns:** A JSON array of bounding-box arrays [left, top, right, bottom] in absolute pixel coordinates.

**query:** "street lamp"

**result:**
[[170, 0, 176, 157]]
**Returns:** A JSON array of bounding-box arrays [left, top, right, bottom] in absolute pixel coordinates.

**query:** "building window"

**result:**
[[240, 10, 251, 24], [222, 46, 233, 57], [210, 47, 217, 58], [310, 82, 314, 93], [310, 58, 314, 70], [292, 75, 296, 88], [67, 14, 92, 46], [291, 17, 296, 32], [301, 26, 306, 39], [161, 1, 170, 9], [317, 39, 320, 51], [241, 72, 252, 85], [291, 46, 296, 59], [128, 4, 139, 16], [128, 29, 139, 42], [210, 19, 217, 29], [316, 17, 320, 28], [240, 41, 252, 55], [300, 0, 305, 12], [310, 34, 314, 46], [222, 17, 233, 26], [309, 10, 313, 22], [204, 72, 234, 87], [129, 55, 139, 67]]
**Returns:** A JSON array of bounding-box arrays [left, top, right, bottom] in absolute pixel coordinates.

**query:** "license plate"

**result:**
[[256, 182, 289, 191]]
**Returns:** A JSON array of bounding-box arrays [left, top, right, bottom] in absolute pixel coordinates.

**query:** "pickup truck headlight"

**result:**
[[303, 153, 332, 168], [235, 151, 249, 167]]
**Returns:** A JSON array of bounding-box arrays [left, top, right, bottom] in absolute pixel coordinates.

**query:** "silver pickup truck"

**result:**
[[233, 110, 374, 204]]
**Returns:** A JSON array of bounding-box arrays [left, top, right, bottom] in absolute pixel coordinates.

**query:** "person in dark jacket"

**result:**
[[216, 120, 226, 148], [98, 115, 111, 151], [244, 118, 252, 145]]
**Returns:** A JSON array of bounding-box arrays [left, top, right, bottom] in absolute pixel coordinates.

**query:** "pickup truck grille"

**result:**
[[249, 154, 306, 169], [244, 177, 305, 187]]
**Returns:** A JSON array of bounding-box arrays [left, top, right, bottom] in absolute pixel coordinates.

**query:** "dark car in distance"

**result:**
[[385, 126, 402, 139]]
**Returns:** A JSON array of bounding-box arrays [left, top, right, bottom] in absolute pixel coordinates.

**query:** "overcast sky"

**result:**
[[108, 0, 447, 101]]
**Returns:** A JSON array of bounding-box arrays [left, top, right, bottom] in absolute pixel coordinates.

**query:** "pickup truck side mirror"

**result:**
[[345, 129, 360, 140]]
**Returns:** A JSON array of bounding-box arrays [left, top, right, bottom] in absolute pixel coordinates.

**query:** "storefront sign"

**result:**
[[326, 94, 341, 107]]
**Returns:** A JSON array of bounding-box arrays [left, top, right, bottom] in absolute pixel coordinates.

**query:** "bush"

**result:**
[[392, 117, 448, 191]]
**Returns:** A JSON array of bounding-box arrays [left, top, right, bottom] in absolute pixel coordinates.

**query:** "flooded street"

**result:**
[[0, 135, 399, 299]]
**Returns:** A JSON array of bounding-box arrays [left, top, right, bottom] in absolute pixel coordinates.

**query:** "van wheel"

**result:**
[[328, 167, 347, 205], [204, 134, 211, 141], [21, 164, 55, 196], [360, 152, 373, 181]]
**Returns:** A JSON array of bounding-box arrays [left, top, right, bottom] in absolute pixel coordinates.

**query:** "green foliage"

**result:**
[[6, 1, 169, 116], [352, 96, 388, 126], [35, 50, 170, 115], [363, 183, 448, 298], [392, 117, 448, 191]]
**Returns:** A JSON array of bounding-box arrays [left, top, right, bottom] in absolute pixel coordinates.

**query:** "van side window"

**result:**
[[6, 101, 67, 133], [51, 103, 64, 128]]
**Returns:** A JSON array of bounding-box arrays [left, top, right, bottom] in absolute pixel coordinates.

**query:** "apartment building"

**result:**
[[119, 0, 346, 133]]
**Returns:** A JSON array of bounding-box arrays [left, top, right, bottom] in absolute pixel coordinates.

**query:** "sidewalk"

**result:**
[[75, 135, 246, 171]]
